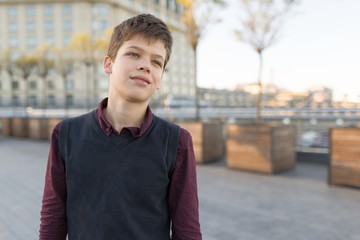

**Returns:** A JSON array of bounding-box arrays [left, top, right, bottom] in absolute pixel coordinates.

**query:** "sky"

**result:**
[[197, 0, 360, 101]]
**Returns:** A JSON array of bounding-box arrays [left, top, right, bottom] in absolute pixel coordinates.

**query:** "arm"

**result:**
[[168, 128, 202, 240], [39, 123, 67, 240]]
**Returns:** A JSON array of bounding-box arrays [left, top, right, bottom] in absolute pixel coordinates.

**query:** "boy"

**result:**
[[39, 14, 202, 240]]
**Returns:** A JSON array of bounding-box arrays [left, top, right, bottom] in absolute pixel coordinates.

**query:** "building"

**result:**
[[199, 87, 255, 108], [0, 0, 195, 109]]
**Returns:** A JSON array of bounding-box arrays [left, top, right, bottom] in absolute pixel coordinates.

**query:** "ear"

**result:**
[[103, 55, 112, 75]]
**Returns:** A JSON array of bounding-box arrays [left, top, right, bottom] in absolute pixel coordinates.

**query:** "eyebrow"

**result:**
[[126, 46, 165, 61]]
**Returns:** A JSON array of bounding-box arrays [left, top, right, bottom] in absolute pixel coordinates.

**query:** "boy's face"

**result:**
[[104, 35, 166, 104]]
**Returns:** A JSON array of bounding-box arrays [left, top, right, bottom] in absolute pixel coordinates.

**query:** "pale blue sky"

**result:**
[[197, 0, 360, 101]]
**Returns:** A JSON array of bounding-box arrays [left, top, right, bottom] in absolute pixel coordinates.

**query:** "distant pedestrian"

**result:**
[[39, 14, 202, 240]]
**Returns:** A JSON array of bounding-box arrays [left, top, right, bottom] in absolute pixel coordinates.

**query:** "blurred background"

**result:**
[[1, 1, 360, 239], [1, 0, 359, 153]]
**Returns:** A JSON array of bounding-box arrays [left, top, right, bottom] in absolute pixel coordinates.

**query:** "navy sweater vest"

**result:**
[[59, 110, 180, 240]]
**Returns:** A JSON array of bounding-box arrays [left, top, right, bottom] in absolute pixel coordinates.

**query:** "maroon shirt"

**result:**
[[40, 98, 202, 240]]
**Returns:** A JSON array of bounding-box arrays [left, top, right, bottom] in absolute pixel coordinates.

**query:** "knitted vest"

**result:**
[[59, 110, 180, 240]]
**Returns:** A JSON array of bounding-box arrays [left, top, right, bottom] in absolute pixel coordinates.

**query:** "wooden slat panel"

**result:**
[[1, 118, 12, 136], [332, 128, 360, 141], [272, 125, 296, 172], [228, 124, 271, 139], [330, 164, 360, 187], [226, 124, 273, 173], [329, 127, 360, 188], [29, 118, 49, 140], [227, 139, 272, 173], [202, 123, 224, 163], [227, 124, 296, 174], [179, 122, 225, 163], [11, 118, 29, 138]]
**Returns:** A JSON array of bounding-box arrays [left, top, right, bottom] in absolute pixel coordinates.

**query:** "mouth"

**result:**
[[130, 75, 151, 85]]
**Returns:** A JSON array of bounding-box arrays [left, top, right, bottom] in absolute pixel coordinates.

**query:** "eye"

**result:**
[[126, 52, 139, 57], [152, 60, 163, 68]]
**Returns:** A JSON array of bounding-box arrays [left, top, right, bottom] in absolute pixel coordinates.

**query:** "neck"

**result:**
[[104, 97, 148, 132]]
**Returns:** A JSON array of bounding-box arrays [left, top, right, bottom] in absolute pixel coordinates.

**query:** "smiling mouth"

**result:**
[[130, 76, 150, 85]]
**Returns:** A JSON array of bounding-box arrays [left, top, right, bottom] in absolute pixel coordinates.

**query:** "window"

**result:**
[[92, 5, 98, 15], [127, 0, 134, 7], [63, 36, 71, 45], [12, 95, 20, 106], [63, 20, 72, 31], [46, 36, 54, 46], [9, 37, 18, 47], [140, 5, 147, 13], [100, 20, 108, 30], [166, 0, 173, 10], [66, 94, 74, 106], [12, 81, 19, 90], [29, 81, 37, 90], [48, 81, 55, 89], [175, 3, 182, 13], [27, 37, 37, 47], [92, 21, 98, 31], [26, 6, 36, 17], [63, 5, 72, 16], [48, 95, 55, 106], [9, 22, 17, 32], [44, 5, 53, 16], [8, 7, 17, 17], [99, 5, 109, 15], [10, 52, 19, 60], [29, 96, 38, 106], [66, 80, 74, 90], [27, 21, 35, 32], [45, 20, 53, 31]]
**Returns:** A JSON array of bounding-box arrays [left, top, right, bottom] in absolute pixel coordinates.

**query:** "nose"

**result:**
[[137, 60, 151, 73]]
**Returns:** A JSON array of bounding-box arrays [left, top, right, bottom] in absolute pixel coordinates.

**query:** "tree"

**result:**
[[70, 33, 95, 109], [54, 48, 74, 110], [177, 0, 225, 119], [36, 45, 55, 110], [14, 54, 37, 108], [0, 50, 16, 107], [235, 0, 299, 123], [70, 32, 110, 109]]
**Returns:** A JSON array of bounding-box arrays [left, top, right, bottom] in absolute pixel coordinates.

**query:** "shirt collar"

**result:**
[[97, 98, 154, 137]]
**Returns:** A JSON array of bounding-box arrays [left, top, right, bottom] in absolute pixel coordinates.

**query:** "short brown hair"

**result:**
[[107, 14, 173, 68]]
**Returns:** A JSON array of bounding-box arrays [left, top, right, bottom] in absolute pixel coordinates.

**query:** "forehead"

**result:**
[[120, 35, 166, 58]]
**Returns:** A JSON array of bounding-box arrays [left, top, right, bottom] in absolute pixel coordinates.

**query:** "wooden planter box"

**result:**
[[178, 121, 224, 163], [226, 123, 296, 174], [28, 118, 49, 140], [329, 128, 360, 188], [1, 118, 12, 136], [11, 117, 29, 138]]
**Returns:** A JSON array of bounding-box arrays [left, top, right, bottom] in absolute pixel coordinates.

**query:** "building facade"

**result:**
[[0, 0, 196, 109]]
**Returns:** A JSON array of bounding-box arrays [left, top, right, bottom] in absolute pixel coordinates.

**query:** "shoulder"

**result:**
[[60, 110, 95, 126], [177, 127, 193, 153], [153, 115, 181, 133]]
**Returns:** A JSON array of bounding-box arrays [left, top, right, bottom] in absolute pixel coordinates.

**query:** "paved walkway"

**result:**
[[0, 136, 360, 240]]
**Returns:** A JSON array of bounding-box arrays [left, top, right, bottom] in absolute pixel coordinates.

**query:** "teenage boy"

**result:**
[[39, 14, 202, 240]]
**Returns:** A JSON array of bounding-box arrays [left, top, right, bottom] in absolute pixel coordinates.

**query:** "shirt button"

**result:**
[[106, 128, 110, 132]]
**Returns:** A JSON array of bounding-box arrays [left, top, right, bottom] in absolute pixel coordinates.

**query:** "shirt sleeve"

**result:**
[[168, 128, 202, 240], [39, 123, 68, 240]]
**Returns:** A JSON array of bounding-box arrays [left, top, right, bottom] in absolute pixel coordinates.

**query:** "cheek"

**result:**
[[153, 70, 163, 83]]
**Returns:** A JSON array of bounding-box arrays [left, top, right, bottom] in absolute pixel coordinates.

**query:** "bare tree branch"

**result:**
[[235, 0, 299, 123]]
